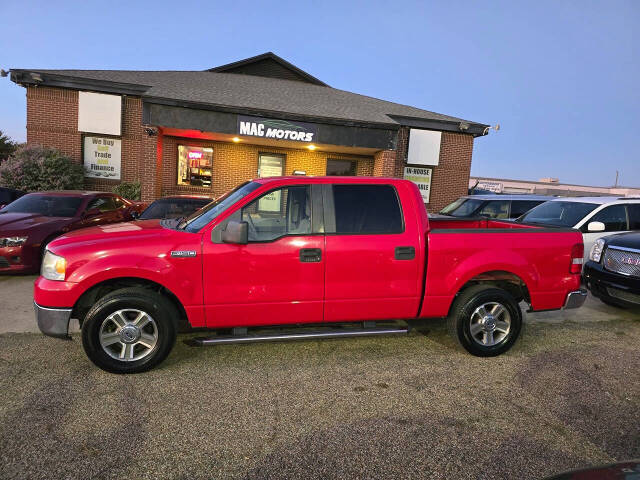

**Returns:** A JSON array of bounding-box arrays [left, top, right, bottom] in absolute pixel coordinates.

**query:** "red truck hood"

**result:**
[[0, 212, 71, 236], [50, 220, 169, 248]]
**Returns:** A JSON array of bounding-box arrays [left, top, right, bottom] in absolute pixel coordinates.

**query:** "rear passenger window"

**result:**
[[584, 205, 628, 232], [332, 185, 403, 234]]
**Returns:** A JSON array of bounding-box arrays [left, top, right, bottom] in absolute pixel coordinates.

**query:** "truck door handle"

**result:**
[[299, 248, 322, 263], [395, 246, 415, 260]]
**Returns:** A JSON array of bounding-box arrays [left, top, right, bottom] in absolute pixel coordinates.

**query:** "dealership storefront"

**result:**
[[10, 53, 488, 210]]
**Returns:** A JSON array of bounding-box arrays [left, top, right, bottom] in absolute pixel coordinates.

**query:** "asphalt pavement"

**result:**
[[0, 275, 639, 479]]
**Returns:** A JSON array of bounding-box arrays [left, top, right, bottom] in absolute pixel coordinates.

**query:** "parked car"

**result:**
[[137, 195, 211, 220], [438, 194, 550, 219], [0, 191, 146, 273], [34, 177, 585, 373], [583, 232, 640, 309], [0, 187, 26, 209], [516, 196, 640, 260]]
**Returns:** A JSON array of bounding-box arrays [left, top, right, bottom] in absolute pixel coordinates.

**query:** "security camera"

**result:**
[[458, 122, 470, 131], [0, 69, 8, 78], [144, 127, 158, 136]]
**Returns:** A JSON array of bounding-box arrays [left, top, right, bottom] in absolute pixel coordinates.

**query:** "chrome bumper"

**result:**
[[34, 302, 72, 339], [563, 289, 588, 310]]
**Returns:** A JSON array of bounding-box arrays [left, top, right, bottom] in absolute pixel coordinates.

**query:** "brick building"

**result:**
[[10, 53, 488, 211]]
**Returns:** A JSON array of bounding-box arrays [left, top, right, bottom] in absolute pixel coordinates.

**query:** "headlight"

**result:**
[[0, 236, 27, 247], [41, 250, 67, 281], [589, 238, 606, 263]]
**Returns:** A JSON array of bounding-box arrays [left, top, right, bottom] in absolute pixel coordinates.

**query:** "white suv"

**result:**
[[517, 196, 640, 260]]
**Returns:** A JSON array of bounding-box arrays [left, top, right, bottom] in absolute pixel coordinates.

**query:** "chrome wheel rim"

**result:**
[[469, 302, 511, 347], [99, 309, 158, 362]]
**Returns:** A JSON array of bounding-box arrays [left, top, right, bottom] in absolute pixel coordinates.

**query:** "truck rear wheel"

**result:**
[[447, 285, 522, 357], [81, 288, 177, 374]]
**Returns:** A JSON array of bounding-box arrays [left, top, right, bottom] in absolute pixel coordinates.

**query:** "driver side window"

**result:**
[[241, 186, 311, 242]]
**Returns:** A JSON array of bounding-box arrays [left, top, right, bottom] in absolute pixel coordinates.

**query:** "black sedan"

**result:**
[[137, 195, 211, 220], [583, 231, 640, 309]]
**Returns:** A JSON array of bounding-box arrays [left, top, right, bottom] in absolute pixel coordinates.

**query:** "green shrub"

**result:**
[[0, 144, 85, 191], [113, 181, 141, 201]]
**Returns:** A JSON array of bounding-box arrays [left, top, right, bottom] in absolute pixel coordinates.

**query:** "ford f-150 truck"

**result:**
[[34, 177, 587, 373]]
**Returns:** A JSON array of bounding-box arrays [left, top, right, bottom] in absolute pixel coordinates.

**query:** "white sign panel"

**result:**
[[404, 166, 432, 203], [476, 181, 503, 193], [78, 91, 122, 136], [407, 129, 441, 166], [83, 136, 121, 180]]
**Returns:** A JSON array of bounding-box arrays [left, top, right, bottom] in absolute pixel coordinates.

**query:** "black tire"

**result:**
[[81, 288, 177, 374], [447, 285, 522, 357]]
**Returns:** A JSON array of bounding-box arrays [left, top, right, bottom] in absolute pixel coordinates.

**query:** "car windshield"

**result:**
[[180, 181, 262, 232], [517, 201, 598, 227], [139, 198, 211, 220], [0, 194, 83, 217], [439, 198, 485, 217]]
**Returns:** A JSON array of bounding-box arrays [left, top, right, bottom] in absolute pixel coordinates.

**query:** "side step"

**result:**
[[186, 324, 409, 347]]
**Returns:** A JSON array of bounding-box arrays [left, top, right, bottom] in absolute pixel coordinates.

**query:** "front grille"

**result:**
[[0, 256, 9, 268], [607, 287, 640, 305], [603, 247, 640, 277]]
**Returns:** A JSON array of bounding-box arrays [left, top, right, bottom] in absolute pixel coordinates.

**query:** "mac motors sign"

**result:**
[[237, 115, 317, 142]]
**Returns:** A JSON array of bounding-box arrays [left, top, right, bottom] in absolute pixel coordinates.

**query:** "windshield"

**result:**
[[180, 181, 261, 232], [140, 198, 211, 220], [439, 198, 485, 217], [0, 194, 83, 217], [517, 201, 598, 227]]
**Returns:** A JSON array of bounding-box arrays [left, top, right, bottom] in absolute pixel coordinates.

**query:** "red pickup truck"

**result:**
[[34, 177, 587, 373]]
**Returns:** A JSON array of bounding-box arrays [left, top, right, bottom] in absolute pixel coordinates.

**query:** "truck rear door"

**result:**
[[322, 182, 423, 322]]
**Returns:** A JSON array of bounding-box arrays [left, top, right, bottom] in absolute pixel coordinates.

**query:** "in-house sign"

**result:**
[[237, 115, 317, 142], [404, 166, 432, 203]]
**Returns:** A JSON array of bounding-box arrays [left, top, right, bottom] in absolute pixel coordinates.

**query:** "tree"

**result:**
[[0, 130, 17, 162], [0, 144, 85, 192]]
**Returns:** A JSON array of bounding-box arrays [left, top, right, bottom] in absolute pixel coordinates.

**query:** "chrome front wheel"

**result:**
[[99, 309, 159, 362]]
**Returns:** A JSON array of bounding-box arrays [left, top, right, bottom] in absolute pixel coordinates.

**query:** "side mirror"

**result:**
[[221, 221, 248, 244], [83, 208, 101, 218], [587, 221, 605, 232]]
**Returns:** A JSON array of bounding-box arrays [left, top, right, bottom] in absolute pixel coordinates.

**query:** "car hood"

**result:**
[[605, 232, 640, 250], [48, 219, 185, 251], [0, 212, 70, 235]]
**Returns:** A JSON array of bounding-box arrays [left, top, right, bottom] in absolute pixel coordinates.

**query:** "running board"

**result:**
[[186, 326, 409, 346]]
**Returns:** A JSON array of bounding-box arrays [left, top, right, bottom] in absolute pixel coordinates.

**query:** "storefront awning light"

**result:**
[[232, 137, 241, 143], [307, 144, 316, 151]]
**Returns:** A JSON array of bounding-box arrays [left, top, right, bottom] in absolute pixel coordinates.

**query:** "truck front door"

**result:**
[[323, 183, 422, 322], [202, 184, 325, 328]]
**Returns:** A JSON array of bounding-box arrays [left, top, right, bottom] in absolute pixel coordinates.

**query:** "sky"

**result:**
[[0, 0, 638, 187]]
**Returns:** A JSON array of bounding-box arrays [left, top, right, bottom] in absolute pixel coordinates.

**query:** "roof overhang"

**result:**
[[387, 114, 489, 137], [10, 69, 150, 96]]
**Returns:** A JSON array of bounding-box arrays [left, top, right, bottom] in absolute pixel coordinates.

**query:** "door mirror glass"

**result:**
[[221, 221, 248, 244], [587, 221, 605, 232]]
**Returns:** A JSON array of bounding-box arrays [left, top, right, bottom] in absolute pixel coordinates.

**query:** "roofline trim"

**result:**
[[9, 69, 151, 96], [206, 52, 329, 87], [142, 96, 401, 130], [387, 114, 489, 137]]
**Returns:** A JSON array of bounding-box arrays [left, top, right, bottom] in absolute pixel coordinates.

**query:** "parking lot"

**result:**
[[1, 275, 639, 480]]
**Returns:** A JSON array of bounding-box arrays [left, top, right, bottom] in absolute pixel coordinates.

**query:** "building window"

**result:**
[[326, 159, 357, 176], [178, 146, 213, 187], [258, 153, 285, 178]]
